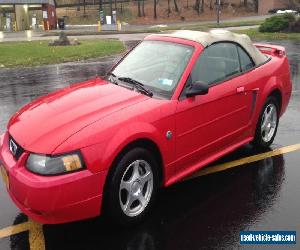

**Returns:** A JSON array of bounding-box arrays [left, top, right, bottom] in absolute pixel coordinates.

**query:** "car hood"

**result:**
[[8, 78, 149, 154]]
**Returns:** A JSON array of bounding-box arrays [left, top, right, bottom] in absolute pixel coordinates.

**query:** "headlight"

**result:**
[[26, 152, 85, 175]]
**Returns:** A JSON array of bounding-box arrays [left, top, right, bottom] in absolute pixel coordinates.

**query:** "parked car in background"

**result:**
[[276, 9, 298, 15], [0, 30, 292, 225], [269, 8, 298, 14]]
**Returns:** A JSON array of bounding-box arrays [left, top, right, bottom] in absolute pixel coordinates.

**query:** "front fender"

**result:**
[[54, 120, 175, 174], [101, 122, 170, 171]]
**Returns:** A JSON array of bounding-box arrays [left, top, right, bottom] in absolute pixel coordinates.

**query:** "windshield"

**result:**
[[111, 40, 194, 98]]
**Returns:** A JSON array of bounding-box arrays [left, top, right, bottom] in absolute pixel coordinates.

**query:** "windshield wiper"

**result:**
[[106, 72, 118, 85], [118, 77, 153, 97]]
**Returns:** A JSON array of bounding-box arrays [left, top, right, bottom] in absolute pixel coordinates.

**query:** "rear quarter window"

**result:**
[[237, 46, 255, 72]]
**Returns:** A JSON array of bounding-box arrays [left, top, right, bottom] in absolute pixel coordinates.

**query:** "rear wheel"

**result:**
[[253, 96, 279, 148], [104, 147, 159, 225]]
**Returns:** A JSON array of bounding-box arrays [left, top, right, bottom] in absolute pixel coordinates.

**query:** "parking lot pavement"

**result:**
[[0, 40, 299, 249]]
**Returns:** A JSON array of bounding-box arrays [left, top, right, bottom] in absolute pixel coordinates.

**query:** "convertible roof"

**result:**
[[149, 30, 266, 65]]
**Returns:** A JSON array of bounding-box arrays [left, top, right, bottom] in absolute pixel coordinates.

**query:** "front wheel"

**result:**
[[253, 96, 279, 148], [104, 147, 159, 225]]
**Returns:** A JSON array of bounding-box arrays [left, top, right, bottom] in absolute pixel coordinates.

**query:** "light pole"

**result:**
[[110, 0, 113, 18], [216, 0, 221, 25], [99, 0, 103, 11]]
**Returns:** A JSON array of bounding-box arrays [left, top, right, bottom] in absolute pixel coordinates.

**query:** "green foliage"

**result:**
[[259, 14, 296, 32], [0, 40, 125, 68], [283, 13, 297, 23], [235, 28, 300, 40]]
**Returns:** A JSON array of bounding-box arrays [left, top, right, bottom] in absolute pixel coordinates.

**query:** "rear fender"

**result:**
[[251, 76, 284, 135]]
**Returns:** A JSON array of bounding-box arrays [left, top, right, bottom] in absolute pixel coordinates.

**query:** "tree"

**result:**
[[194, 0, 204, 14], [286, 0, 300, 8], [83, 0, 86, 15], [142, 0, 145, 16], [138, 0, 142, 17], [195, 0, 200, 14], [244, 0, 247, 8], [201, 0, 204, 12], [154, 0, 157, 19], [168, 0, 171, 16], [209, 0, 213, 10], [253, 0, 258, 12], [174, 0, 179, 12]]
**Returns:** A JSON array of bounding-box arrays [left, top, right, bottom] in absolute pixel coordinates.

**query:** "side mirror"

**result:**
[[186, 81, 209, 98]]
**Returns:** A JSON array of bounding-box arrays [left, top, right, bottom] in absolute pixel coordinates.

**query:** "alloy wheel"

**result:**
[[261, 103, 278, 143], [119, 160, 153, 217]]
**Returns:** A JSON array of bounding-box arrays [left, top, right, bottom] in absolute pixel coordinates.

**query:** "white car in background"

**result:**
[[276, 9, 298, 15]]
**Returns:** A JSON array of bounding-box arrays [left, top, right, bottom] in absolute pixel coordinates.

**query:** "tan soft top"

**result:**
[[149, 30, 266, 65]]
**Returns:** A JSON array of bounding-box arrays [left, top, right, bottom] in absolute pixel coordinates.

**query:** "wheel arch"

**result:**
[[101, 137, 165, 215], [109, 138, 164, 186], [268, 88, 282, 113]]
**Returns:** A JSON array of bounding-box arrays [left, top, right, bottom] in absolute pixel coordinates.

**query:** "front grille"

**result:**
[[9, 135, 24, 161]]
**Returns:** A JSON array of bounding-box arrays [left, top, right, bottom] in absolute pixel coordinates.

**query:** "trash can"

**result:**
[[58, 17, 65, 30]]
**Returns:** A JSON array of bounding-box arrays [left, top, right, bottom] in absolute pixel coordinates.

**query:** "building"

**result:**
[[258, 0, 287, 14], [0, 0, 57, 31]]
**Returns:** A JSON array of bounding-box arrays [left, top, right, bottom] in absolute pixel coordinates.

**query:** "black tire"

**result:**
[[103, 147, 159, 226], [253, 96, 279, 148]]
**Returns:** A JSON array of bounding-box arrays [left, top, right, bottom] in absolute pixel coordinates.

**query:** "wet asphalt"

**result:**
[[0, 40, 300, 249]]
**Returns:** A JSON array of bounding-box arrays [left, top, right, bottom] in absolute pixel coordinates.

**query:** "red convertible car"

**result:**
[[0, 30, 292, 225]]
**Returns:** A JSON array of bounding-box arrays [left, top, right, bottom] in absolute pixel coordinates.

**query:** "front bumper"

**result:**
[[0, 132, 107, 224]]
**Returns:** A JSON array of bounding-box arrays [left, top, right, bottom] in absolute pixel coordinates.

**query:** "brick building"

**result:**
[[225, 0, 287, 14]]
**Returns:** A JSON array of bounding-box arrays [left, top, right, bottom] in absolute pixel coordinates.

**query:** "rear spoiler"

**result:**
[[254, 43, 286, 58]]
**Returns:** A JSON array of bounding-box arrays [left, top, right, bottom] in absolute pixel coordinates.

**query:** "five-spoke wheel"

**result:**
[[119, 160, 153, 217], [253, 96, 279, 148], [261, 103, 278, 143], [104, 147, 159, 225]]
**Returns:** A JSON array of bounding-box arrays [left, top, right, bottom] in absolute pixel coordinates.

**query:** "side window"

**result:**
[[237, 46, 255, 72], [190, 42, 240, 85]]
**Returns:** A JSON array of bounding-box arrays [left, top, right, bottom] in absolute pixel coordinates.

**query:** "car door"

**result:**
[[175, 42, 254, 172]]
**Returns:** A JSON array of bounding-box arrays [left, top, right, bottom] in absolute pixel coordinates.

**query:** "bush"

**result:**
[[283, 13, 297, 23], [259, 14, 296, 32]]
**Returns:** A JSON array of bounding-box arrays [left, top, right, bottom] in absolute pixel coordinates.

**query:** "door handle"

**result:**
[[236, 86, 245, 93]]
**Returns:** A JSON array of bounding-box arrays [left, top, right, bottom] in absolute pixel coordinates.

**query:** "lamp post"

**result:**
[[216, 0, 221, 25], [110, 0, 113, 18]]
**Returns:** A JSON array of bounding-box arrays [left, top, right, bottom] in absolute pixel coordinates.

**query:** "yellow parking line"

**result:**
[[185, 143, 300, 180], [0, 221, 30, 239], [0, 220, 45, 250], [28, 220, 45, 250]]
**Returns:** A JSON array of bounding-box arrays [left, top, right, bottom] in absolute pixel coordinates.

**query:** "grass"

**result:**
[[234, 28, 300, 40], [0, 39, 125, 68]]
